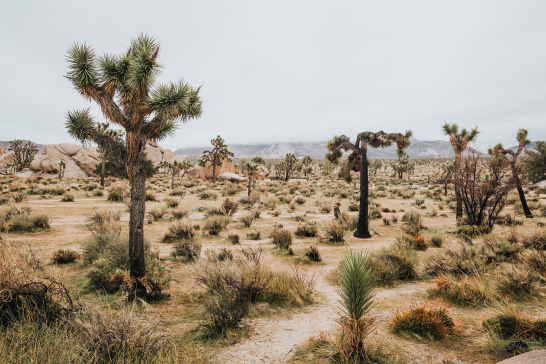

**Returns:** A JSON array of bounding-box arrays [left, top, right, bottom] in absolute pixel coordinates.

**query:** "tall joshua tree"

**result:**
[[65, 35, 202, 299], [327, 131, 412, 239], [442, 123, 479, 219], [246, 161, 258, 196], [284, 153, 297, 181], [200, 135, 233, 183], [8, 140, 38, 172], [489, 129, 533, 218]]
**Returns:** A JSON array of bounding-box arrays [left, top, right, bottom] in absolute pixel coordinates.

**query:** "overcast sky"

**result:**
[[1, 1, 545, 151]]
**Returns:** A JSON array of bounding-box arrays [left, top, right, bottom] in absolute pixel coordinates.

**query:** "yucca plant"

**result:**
[[337, 251, 375, 360], [65, 35, 202, 300]]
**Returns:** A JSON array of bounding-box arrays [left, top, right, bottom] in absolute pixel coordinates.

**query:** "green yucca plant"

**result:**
[[337, 251, 375, 360]]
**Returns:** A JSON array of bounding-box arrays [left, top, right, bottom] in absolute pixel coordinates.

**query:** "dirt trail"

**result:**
[[217, 267, 340, 364]]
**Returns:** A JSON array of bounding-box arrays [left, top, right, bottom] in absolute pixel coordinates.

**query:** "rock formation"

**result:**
[[202, 158, 237, 180], [253, 166, 270, 180]]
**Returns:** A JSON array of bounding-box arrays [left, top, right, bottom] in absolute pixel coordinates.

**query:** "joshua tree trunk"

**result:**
[[100, 152, 106, 188], [171, 172, 175, 189], [247, 172, 253, 196], [454, 154, 462, 219], [444, 172, 449, 197], [285, 169, 290, 182], [355, 147, 371, 239], [511, 162, 533, 218]]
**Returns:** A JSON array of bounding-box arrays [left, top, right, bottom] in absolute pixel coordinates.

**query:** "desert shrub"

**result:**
[[82, 233, 130, 270], [496, 268, 540, 299], [239, 214, 255, 227], [305, 245, 322, 262], [270, 227, 293, 250], [338, 212, 358, 231], [0, 242, 74, 326], [52, 249, 80, 264], [423, 243, 487, 277], [294, 196, 306, 205], [246, 230, 261, 240], [319, 205, 331, 214], [163, 197, 179, 208], [221, 183, 239, 196], [79, 309, 164, 362], [398, 233, 428, 251], [170, 187, 186, 197], [481, 238, 522, 264], [391, 302, 455, 340], [457, 224, 491, 239], [522, 249, 546, 276], [199, 191, 216, 200], [348, 202, 359, 211], [221, 198, 239, 216], [522, 230, 546, 251], [430, 235, 444, 247], [382, 217, 390, 226], [262, 195, 279, 210], [172, 239, 201, 261], [401, 211, 423, 229], [205, 206, 225, 216], [369, 207, 382, 219], [265, 267, 315, 306], [88, 209, 121, 236], [39, 185, 67, 196], [204, 216, 230, 235], [86, 259, 126, 293], [162, 220, 196, 242], [324, 221, 346, 243], [200, 290, 249, 337], [428, 274, 493, 306], [171, 208, 190, 220], [250, 205, 262, 219], [483, 308, 546, 341], [7, 214, 51, 233], [227, 234, 240, 244], [145, 191, 158, 201], [147, 207, 168, 221], [295, 222, 318, 237], [369, 244, 418, 285], [61, 193, 74, 202], [107, 183, 127, 202]]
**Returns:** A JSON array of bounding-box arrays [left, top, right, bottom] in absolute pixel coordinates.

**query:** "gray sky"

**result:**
[[1, 0, 545, 151]]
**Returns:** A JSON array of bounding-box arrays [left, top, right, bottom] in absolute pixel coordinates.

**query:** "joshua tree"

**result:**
[[251, 156, 265, 165], [246, 161, 258, 196], [199, 135, 233, 182], [274, 161, 286, 177], [58, 161, 66, 179], [8, 140, 38, 172], [302, 155, 313, 167], [303, 165, 312, 180], [337, 251, 375, 360], [489, 129, 533, 218], [442, 122, 479, 219], [284, 153, 297, 181], [65, 35, 202, 300], [441, 162, 454, 197], [327, 131, 412, 239], [524, 141, 546, 184]]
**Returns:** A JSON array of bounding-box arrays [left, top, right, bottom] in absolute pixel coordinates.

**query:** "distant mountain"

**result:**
[[174, 138, 456, 159]]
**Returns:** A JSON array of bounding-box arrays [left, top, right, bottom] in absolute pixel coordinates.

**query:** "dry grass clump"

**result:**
[[246, 230, 261, 240], [295, 222, 318, 237], [481, 237, 522, 264], [147, 206, 168, 221], [428, 274, 494, 306], [270, 227, 293, 250], [172, 239, 202, 261], [88, 209, 121, 236], [162, 220, 197, 242], [369, 244, 418, 285], [522, 249, 546, 276], [107, 182, 128, 202], [239, 214, 255, 227], [195, 247, 315, 337], [522, 229, 546, 251], [423, 243, 487, 277], [305, 245, 322, 262], [0, 242, 74, 326], [324, 221, 346, 243], [163, 197, 179, 208], [483, 308, 546, 342], [171, 208, 190, 219], [496, 267, 541, 299], [391, 302, 455, 340], [170, 187, 186, 197], [221, 198, 239, 216], [52, 249, 80, 264], [203, 216, 230, 235]]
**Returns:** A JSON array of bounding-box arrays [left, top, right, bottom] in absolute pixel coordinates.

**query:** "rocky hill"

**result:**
[[174, 138, 456, 159]]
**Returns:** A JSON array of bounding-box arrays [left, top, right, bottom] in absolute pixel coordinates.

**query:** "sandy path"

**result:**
[[216, 266, 340, 364]]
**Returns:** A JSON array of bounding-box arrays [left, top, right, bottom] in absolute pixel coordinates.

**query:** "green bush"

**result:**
[[369, 244, 418, 285], [270, 227, 293, 250], [52, 249, 80, 264], [391, 303, 455, 339]]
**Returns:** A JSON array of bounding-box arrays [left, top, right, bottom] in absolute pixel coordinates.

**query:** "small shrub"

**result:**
[[428, 274, 493, 306], [270, 227, 293, 250], [52, 249, 80, 264], [147, 207, 168, 221], [162, 220, 196, 242], [228, 234, 240, 244], [61, 193, 74, 202], [369, 207, 382, 219], [324, 221, 346, 243], [522, 230, 546, 251], [305, 245, 322, 262], [430, 235, 444, 247], [204, 216, 230, 235], [496, 268, 540, 299], [246, 230, 261, 240], [294, 196, 306, 205], [239, 214, 255, 227], [369, 244, 418, 285], [107, 183, 127, 202], [483, 308, 546, 341], [7, 214, 51, 233], [164, 197, 179, 208], [171, 208, 190, 219], [170, 188, 186, 197], [221, 198, 239, 216], [391, 302, 455, 339], [145, 191, 158, 201], [295, 222, 318, 237], [172, 239, 202, 261]]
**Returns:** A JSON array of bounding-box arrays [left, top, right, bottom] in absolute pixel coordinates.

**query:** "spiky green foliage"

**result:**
[[199, 135, 234, 182], [284, 153, 297, 181], [524, 141, 546, 183], [8, 140, 38, 172]]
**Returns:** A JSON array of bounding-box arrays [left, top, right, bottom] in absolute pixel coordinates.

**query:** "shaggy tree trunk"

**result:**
[[285, 168, 290, 182], [247, 172, 253, 196], [354, 147, 371, 239], [511, 163, 533, 218], [100, 152, 106, 188], [454, 154, 462, 219]]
